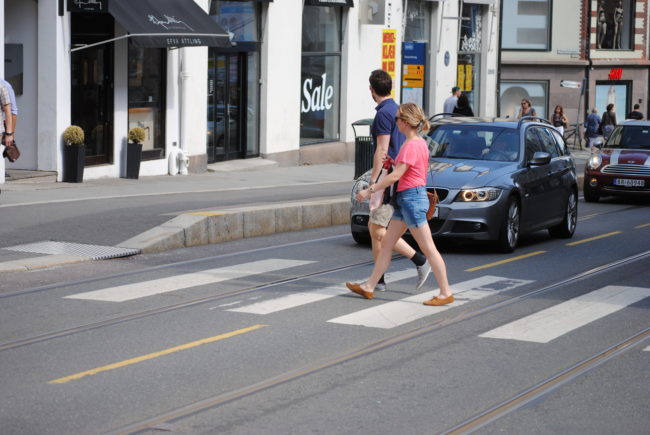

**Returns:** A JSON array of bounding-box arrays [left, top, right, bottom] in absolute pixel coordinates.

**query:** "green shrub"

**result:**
[[128, 127, 146, 144], [63, 126, 84, 146]]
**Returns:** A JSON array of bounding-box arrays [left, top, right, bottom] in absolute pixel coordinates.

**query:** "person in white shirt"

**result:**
[[443, 86, 461, 114]]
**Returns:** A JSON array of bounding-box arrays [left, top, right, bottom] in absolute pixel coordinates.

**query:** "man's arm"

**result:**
[[3, 103, 13, 147], [370, 134, 390, 183]]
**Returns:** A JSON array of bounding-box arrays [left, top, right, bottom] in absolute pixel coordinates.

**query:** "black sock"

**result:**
[[378, 274, 386, 284], [410, 252, 426, 266]]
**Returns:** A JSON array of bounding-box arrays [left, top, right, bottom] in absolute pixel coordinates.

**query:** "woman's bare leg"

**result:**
[[409, 225, 452, 298]]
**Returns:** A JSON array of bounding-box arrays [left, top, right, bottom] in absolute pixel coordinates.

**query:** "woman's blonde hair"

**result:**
[[397, 102, 430, 132]]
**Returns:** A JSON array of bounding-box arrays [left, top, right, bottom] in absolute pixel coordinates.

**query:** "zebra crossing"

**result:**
[[63, 259, 650, 345]]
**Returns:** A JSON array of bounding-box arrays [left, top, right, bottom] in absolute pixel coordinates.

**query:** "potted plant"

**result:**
[[125, 127, 145, 179], [62, 125, 85, 183]]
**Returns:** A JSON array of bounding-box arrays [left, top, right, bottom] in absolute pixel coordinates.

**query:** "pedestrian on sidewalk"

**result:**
[[517, 99, 536, 119], [1, 79, 18, 179], [626, 104, 644, 120], [443, 86, 461, 114], [600, 103, 617, 140], [584, 108, 602, 148], [366, 70, 431, 291], [452, 92, 474, 116], [550, 105, 569, 137], [347, 102, 453, 306]]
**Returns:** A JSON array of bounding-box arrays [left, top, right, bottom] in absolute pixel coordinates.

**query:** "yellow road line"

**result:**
[[566, 231, 622, 246], [635, 223, 650, 229], [465, 251, 546, 272], [48, 324, 268, 385]]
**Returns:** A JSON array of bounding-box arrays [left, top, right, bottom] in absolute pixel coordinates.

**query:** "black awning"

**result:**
[[304, 0, 354, 6], [109, 0, 231, 48]]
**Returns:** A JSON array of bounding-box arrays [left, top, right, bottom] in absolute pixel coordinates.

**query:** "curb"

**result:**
[[117, 196, 351, 253], [0, 254, 90, 273]]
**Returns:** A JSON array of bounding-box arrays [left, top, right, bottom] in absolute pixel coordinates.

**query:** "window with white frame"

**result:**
[[501, 0, 551, 50]]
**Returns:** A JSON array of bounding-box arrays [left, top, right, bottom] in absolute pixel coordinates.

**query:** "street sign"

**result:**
[[560, 80, 582, 89]]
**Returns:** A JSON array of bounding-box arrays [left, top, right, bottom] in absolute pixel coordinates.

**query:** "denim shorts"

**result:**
[[391, 186, 429, 229]]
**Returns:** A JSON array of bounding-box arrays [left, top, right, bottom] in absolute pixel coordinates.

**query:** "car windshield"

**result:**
[[605, 125, 650, 149], [428, 125, 519, 162]]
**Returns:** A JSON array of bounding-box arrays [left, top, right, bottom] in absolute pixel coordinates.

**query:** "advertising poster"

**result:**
[[381, 29, 397, 96], [401, 42, 426, 107]]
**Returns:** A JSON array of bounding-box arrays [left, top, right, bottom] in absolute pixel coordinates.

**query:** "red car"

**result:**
[[583, 121, 650, 202]]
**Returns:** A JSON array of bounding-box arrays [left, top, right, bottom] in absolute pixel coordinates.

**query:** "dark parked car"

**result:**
[[583, 121, 650, 202], [350, 115, 578, 252]]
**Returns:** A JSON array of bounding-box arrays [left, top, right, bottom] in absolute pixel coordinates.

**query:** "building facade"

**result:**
[[499, 0, 649, 141], [2, 0, 499, 181]]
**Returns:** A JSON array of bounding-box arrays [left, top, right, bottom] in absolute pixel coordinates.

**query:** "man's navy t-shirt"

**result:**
[[372, 98, 405, 160]]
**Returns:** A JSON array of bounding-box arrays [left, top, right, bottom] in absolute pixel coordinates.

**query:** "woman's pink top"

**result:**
[[395, 137, 428, 192]]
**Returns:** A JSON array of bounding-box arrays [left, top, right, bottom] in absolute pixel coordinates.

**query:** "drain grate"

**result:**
[[4, 241, 140, 260]]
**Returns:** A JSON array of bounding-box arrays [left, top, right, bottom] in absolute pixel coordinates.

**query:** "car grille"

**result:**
[[428, 188, 449, 202], [601, 164, 650, 176]]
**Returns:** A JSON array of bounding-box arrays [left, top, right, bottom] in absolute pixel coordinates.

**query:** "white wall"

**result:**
[[260, 0, 303, 156], [5, 0, 38, 170]]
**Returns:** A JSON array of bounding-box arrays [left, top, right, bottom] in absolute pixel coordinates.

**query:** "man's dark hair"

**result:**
[[634, 103, 640, 109], [369, 70, 392, 96]]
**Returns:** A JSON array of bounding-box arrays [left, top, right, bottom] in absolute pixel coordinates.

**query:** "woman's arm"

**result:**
[[357, 162, 409, 202]]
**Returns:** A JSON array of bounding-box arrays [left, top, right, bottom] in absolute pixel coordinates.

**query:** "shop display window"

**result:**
[[128, 44, 166, 160], [404, 0, 430, 42], [458, 4, 482, 113], [499, 81, 548, 119], [209, 1, 259, 42], [596, 0, 635, 50], [300, 6, 342, 144], [502, 0, 551, 50], [595, 81, 631, 122]]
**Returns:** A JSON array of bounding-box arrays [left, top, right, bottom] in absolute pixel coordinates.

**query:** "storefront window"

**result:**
[[300, 6, 342, 144], [209, 1, 259, 42], [596, 0, 634, 50], [404, 0, 430, 42], [502, 0, 550, 50], [458, 4, 482, 114], [499, 81, 548, 119], [595, 81, 631, 122], [128, 44, 166, 160]]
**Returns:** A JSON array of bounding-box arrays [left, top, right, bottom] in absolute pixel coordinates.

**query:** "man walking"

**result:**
[[584, 108, 602, 148], [1, 79, 18, 179], [626, 104, 644, 120], [367, 69, 430, 291], [1, 80, 15, 185], [443, 86, 461, 114]]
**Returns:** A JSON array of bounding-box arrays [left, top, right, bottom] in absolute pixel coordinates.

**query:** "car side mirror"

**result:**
[[529, 151, 551, 166]]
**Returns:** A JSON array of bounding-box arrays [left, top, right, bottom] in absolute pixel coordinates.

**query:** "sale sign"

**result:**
[[382, 29, 397, 95]]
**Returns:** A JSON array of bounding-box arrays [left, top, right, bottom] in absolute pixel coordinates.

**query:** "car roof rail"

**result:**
[[517, 116, 553, 128], [429, 112, 466, 121]]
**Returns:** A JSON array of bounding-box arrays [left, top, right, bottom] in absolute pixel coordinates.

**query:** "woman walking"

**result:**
[[517, 99, 536, 119], [452, 93, 474, 116], [551, 105, 569, 137], [600, 103, 617, 140], [346, 103, 453, 306]]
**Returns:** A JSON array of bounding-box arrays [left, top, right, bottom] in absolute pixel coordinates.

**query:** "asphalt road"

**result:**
[[0, 196, 648, 434]]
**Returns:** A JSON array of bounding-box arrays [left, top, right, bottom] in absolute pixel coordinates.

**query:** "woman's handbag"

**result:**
[[2, 140, 20, 162], [426, 190, 438, 220]]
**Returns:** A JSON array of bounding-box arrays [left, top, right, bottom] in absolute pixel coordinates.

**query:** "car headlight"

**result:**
[[351, 178, 370, 203], [455, 188, 501, 202], [587, 154, 602, 170]]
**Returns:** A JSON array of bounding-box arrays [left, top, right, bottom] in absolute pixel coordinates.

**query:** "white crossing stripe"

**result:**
[[480, 286, 650, 343], [644, 345, 650, 352], [64, 259, 315, 302], [228, 268, 419, 315], [328, 276, 532, 329]]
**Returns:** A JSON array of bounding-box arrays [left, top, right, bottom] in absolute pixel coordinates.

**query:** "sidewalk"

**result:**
[[0, 159, 355, 272]]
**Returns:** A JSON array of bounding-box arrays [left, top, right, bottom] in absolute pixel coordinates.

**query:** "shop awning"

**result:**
[[108, 0, 231, 48], [304, 0, 354, 7]]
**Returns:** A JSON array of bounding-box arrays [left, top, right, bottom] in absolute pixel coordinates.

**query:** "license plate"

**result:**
[[613, 178, 645, 187]]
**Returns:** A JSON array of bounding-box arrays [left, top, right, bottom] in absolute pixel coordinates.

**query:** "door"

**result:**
[[207, 52, 246, 162], [518, 127, 555, 229], [71, 13, 114, 166]]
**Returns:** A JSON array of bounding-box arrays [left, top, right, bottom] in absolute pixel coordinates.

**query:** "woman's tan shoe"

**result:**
[[346, 282, 374, 299], [422, 295, 454, 306]]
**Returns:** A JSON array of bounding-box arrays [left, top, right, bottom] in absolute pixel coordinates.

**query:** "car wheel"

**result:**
[[583, 180, 599, 202], [351, 230, 371, 245], [497, 197, 520, 253], [549, 190, 577, 238]]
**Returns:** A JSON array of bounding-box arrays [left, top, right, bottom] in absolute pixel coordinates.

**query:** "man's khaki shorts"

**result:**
[[369, 203, 394, 228]]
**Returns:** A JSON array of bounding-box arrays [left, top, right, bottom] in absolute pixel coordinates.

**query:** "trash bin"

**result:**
[[352, 119, 374, 179]]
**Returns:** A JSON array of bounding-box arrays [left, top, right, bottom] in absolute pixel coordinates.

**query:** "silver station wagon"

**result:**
[[350, 116, 579, 252]]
